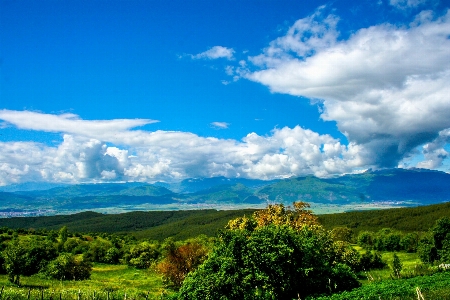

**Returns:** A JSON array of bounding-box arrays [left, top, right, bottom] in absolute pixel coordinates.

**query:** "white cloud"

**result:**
[[416, 129, 450, 169], [210, 122, 230, 129], [0, 110, 158, 140], [0, 111, 363, 184], [191, 46, 235, 60], [235, 9, 450, 169], [390, 0, 430, 9]]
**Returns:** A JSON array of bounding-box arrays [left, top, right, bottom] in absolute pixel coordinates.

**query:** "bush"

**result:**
[[126, 241, 161, 269], [157, 242, 208, 288], [359, 251, 386, 271], [44, 253, 92, 281]]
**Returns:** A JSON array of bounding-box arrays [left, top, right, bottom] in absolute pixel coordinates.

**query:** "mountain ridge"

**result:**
[[0, 168, 449, 216]]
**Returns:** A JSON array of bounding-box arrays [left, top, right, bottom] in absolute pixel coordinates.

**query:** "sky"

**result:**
[[1, 0, 450, 185]]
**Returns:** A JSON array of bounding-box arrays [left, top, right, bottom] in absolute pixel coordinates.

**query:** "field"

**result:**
[[0, 263, 167, 299]]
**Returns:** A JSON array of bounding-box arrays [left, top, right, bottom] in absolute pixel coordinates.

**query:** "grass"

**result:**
[[358, 251, 427, 285], [0, 263, 168, 299]]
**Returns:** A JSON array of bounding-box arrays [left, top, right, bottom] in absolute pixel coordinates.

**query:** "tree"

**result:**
[[417, 217, 450, 264], [357, 231, 374, 249], [417, 234, 439, 264], [2, 237, 57, 285], [178, 224, 360, 299], [58, 226, 69, 244], [432, 217, 450, 250], [227, 201, 319, 233], [22, 237, 58, 276], [400, 233, 419, 253], [2, 239, 26, 285], [126, 241, 161, 269], [83, 238, 113, 263], [157, 242, 208, 289], [391, 253, 403, 278], [330, 227, 353, 243], [358, 251, 386, 271], [44, 253, 92, 281]]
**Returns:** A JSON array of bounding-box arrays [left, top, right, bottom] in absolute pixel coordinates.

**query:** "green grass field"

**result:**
[[0, 263, 167, 299], [359, 251, 422, 283]]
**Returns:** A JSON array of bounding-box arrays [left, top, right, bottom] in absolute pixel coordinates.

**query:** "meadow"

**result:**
[[0, 263, 166, 299]]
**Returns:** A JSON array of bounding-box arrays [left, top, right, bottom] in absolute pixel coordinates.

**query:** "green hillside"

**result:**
[[318, 201, 450, 233], [0, 209, 256, 240], [0, 201, 449, 241]]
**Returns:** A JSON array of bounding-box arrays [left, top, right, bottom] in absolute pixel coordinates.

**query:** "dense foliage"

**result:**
[[179, 225, 360, 299], [177, 203, 360, 299], [319, 201, 450, 234], [312, 271, 450, 300], [157, 240, 209, 288]]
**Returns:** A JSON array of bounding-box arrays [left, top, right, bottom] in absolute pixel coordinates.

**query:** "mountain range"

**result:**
[[0, 168, 449, 216]]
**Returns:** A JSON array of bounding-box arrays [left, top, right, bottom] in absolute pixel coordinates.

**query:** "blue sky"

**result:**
[[1, 0, 450, 185]]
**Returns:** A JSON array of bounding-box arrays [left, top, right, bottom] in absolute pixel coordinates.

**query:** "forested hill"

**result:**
[[0, 209, 257, 240], [0, 202, 449, 240], [318, 201, 450, 233]]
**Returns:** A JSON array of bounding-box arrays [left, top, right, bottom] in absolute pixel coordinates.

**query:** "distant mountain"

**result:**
[[257, 168, 450, 204], [0, 182, 69, 192], [160, 176, 278, 193], [0, 168, 449, 215], [16, 182, 172, 198], [188, 183, 263, 204]]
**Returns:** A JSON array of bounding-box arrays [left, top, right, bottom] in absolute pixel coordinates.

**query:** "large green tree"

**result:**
[[2, 237, 57, 285], [178, 224, 359, 299], [2, 239, 26, 285]]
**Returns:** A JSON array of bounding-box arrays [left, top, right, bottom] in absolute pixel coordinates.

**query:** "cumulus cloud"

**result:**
[[417, 129, 450, 169], [210, 122, 230, 129], [233, 8, 450, 169], [0, 111, 363, 184], [191, 46, 235, 60]]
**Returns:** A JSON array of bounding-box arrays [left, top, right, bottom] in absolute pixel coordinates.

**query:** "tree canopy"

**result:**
[[178, 202, 360, 299]]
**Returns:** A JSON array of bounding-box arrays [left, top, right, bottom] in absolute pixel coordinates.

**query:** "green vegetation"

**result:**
[[312, 271, 450, 300], [177, 203, 360, 299], [319, 201, 450, 233], [0, 263, 165, 299], [0, 209, 256, 240], [0, 202, 448, 299]]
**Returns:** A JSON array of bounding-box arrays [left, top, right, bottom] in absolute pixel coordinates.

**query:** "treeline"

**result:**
[[1, 202, 450, 242], [318, 201, 450, 233], [0, 209, 256, 240]]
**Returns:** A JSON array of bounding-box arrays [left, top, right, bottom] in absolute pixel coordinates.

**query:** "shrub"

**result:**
[[157, 242, 208, 289], [126, 241, 161, 269], [44, 253, 92, 281]]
